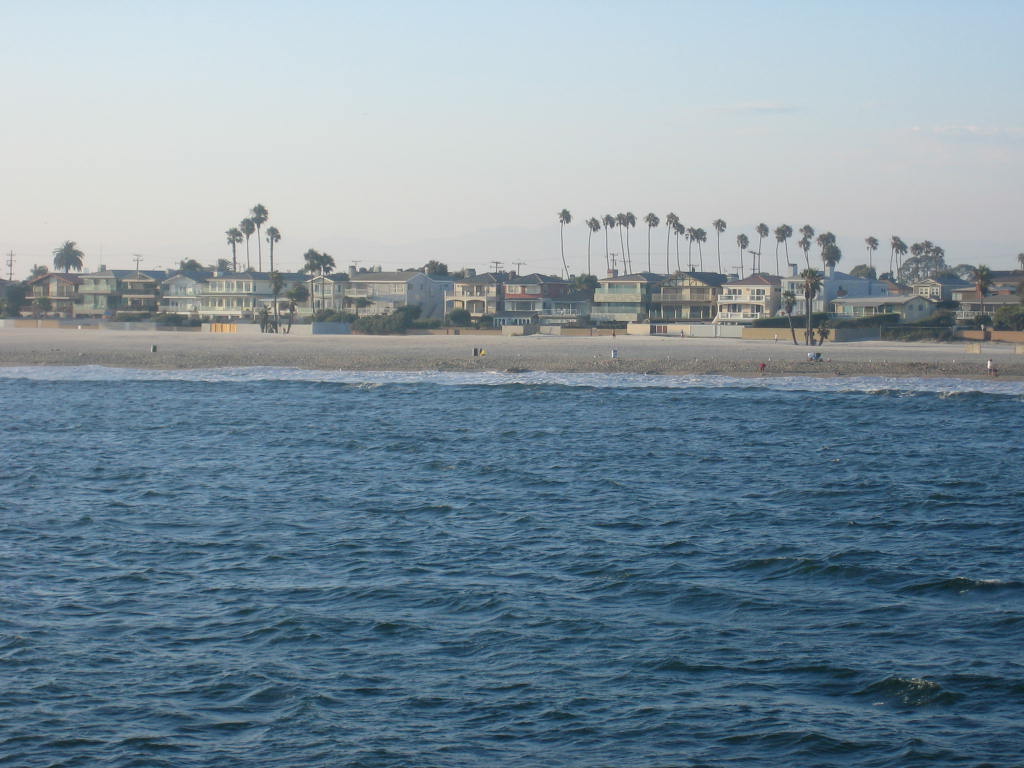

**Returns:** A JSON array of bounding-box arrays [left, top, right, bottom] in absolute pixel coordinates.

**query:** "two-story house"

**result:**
[[590, 272, 665, 323], [200, 272, 306, 319], [78, 269, 167, 316], [650, 272, 727, 321], [160, 271, 211, 315], [333, 267, 453, 319], [716, 275, 781, 324], [26, 272, 82, 315], [911, 275, 973, 302], [445, 272, 507, 319], [494, 273, 582, 326], [780, 267, 892, 316]]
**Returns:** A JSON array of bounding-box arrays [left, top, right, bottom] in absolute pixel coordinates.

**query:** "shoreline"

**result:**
[[1, 328, 1020, 380]]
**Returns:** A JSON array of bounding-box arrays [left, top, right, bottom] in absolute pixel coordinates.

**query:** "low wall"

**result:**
[[958, 330, 1024, 344]]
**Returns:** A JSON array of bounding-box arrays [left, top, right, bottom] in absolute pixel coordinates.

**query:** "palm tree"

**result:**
[[239, 218, 256, 271], [823, 242, 842, 271], [773, 225, 788, 276], [972, 265, 993, 316], [673, 221, 685, 271], [624, 212, 636, 273], [816, 232, 836, 270], [225, 228, 243, 272], [754, 223, 769, 273], [685, 227, 697, 270], [664, 212, 679, 273], [211, 258, 232, 273], [781, 289, 799, 345], [736, 233, 749, 277], [800, 268, 823, 345], [865, 236, 879, 273], [266, 226, 281, 272], [712, 219, 727, 273], [250, 204, 269, 271], [602, 215, 616, 273], [644, 213, 660, 272], [615, 213, 628, 273], [694, 228, 707, 271], [269, 271, 285, 330], [52, 241, 84, 273], [558, 209, 572, 279], [303, 248, 323, 314], [586, 217, 601, 276], [1018, 252, 1024, 270], [178, 259, 203, 271], [799, 225, 815, 268]]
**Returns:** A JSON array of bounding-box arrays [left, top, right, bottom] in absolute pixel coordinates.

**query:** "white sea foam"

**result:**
[[2, 365, 1023, 396]]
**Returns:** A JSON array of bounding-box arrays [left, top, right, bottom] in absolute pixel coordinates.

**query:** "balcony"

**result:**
[[717, 311, 764, 321]]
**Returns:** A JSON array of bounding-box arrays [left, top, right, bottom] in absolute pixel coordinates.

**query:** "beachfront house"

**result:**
[[445, 272, 507, 321], [160, 271, 210, 315], [780, 266, 892, 316], [493, 273, 585, 326], [590, 272, 665, 323], [25, 272, 82, 316], [199, 271, 306, 319], [830, 295, 937, 322], [650, 272, 727, 321], [77, 268, 167, 317], [953, 293, 1023, 324], [333, 267, 453, 320], [715, 275, 781, 324]]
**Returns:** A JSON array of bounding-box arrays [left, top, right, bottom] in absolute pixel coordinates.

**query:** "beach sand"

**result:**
[[1, 328, 1020, 379]]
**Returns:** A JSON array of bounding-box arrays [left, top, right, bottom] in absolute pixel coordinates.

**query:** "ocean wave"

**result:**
[[855, 676, 963, 707], [1, 364, 1022, 396]]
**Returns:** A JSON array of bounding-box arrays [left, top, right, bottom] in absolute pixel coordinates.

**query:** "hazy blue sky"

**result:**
[[2, 0, 1022, 276]]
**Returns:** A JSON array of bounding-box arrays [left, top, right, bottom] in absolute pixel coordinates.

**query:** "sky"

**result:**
[[2, 0, 1023, 278]]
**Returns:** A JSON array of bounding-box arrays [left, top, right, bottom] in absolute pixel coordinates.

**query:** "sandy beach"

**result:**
[[1, 327, 1020, 378]]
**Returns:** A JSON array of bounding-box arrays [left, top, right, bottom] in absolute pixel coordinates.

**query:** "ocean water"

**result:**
[[1, 367, 1022, 767]]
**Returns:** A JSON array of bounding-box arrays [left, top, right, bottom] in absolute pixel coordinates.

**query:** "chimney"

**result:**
[[608, 269, 618, 278]]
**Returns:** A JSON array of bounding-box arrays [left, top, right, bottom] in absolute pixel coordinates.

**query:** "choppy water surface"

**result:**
[[1, 368, 1022, 767]]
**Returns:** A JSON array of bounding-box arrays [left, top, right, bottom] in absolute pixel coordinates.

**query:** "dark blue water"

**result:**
[[2, 368, 1022, 767]]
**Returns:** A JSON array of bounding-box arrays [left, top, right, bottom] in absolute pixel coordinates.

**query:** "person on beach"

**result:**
[[758, 362, 766, 375], [987, 359, 998, 376]]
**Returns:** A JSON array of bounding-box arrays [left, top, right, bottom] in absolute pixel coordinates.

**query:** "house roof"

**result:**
[[663, 271, 728, 287], [86, 269, 168, 280], [453, 272, 507, 284], [913, 276, 973, 287], [600, 271, 666, 284], [507, 273, 567, 285], [725, 274, 781, 287], [27, 272, 82, 286], [832, 295, 930, 306]]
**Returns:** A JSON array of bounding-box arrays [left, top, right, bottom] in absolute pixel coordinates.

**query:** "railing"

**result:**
[[717, 311, 763, 320]]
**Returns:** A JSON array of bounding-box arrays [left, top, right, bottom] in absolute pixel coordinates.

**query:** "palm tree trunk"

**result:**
[[716, 234, 722, 273], [647, 227, 652, 272], [618, 229, 626, 273], [775, 242, 781, 277], [666, 228, 672, 273], [805, 293, 813, 345], [559, 224, 568, 279], [256, 226, 263, 272], [587, 231, 593, 276], [604, 229, 610, 273], [787, 313, 798, 345]]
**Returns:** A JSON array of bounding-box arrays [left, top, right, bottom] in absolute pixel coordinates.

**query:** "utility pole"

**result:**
[[511, 260, 526, 275], [490, 260, 503, 274], [349, 259, 361, 273], [133, 254, 143, 274], [5, 251, 13, 281]]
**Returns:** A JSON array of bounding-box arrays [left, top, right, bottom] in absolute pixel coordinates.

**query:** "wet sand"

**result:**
[[1, 328, 1020, 379]]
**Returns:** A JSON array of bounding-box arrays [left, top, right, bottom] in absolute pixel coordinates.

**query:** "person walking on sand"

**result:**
[[758, 362, 766, 375], [987, 358, 998, 376]]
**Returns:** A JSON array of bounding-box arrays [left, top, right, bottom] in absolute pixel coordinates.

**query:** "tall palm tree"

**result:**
[[800, 268, 823, 345], [664, 212, 679, 273], [890, 236, 908, 281], [773, 225, 788, 276], [712, 219, 727, 273], [644, 213, 660, 272], [558, 209, 572, 279], [798, 235, 812, 269], [799, 225, 815, 268], [602, 215, 616, 273], [624, 212, 636, 273], [816, 231, 836, 270], [266, 226, 281, 272], [823, 242, 842, 271], [736, 233, 749, 277], [685, 227, 697, 270], [781, 290, 799, 345], [239, 218, 256, 271], [673, 221, 685, 271], [694, 228, 707, 271], [865, 236, 879, 273], [250, 204, 269, 271], [755, 223, 769, 273], [1018, 252, 1024, 270], [586, 217, 601, 276], [615, 213, 628, 273], [225, 228, 243, 272], [51, 241, 84, 273]]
